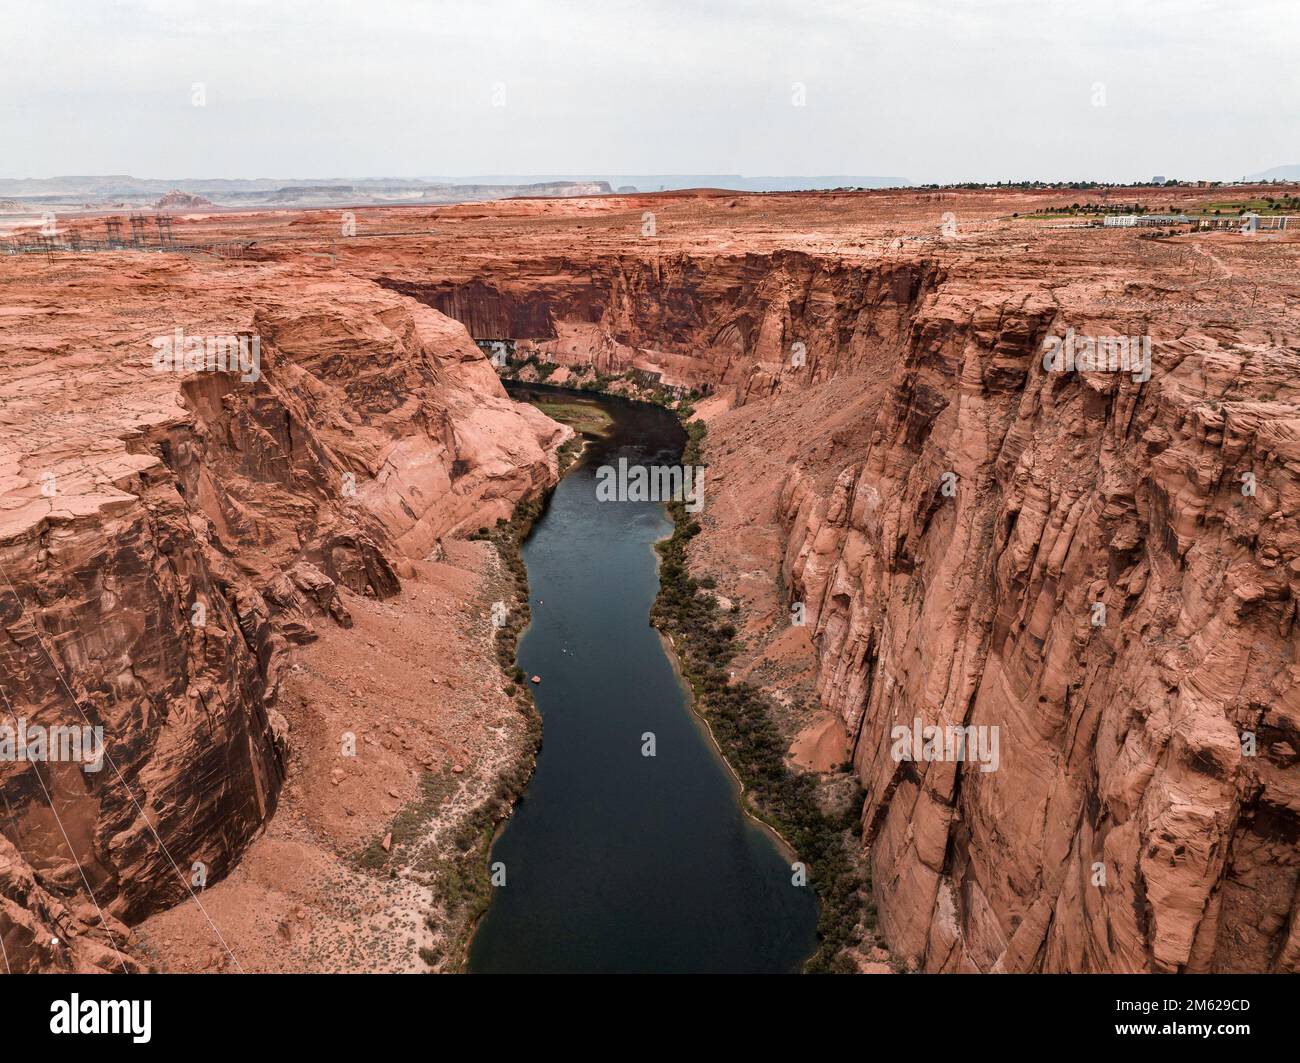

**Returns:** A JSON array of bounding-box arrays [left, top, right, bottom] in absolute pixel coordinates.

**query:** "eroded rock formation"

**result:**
[[380, 251, 941, 400], [778, 283, 1300, 972], [372, 186, 1300, 973], [4, 184, 1297, 974], [0, 259, 566, 970]]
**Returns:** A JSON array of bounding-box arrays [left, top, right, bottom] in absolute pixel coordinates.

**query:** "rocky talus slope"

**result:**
[[0, 257, 566, 971]]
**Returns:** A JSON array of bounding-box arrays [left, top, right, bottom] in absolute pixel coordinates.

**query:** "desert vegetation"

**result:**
[[651, 419, 869, 972]]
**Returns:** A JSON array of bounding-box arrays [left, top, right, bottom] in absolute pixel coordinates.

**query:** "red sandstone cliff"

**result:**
[[351, 191, 1300, 972], [378, 250, 942, 399], [774, 283, 1300, 972], [0, 259, 567, 971], [6, 187, 1298, 974]]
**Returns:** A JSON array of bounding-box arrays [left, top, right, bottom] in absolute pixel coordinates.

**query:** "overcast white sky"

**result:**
[[2, 0, 1297, 183]]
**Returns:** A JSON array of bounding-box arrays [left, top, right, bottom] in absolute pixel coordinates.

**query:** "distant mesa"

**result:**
[[422, 180, 611, 204], [264, 184, 357, 203], [154, 189, 215, 210], [0, 175, 915, 218], [0, 175, 621, 213], [1244, 164, 1300, 181]]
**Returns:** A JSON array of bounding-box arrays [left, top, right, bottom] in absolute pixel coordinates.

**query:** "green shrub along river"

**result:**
[[468, 382, 864, 973]]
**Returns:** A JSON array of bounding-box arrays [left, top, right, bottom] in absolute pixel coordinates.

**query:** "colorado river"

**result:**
[[468, 383, 818, 973]]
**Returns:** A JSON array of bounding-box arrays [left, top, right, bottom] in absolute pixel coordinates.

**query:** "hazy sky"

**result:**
[[3, 0, 1297, 183]]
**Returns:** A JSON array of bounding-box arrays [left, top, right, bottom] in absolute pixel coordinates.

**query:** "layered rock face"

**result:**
[[380, 251, 942, 400], [0, 259, 565, 971], [356, 187, 1300, 973], [6, 186, 1297, 974], [780, 276, 1300, 972]]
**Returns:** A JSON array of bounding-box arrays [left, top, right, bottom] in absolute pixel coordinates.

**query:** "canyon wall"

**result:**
[[378, 229, 1300, 973], [9, 189, 1296, 974], [379, 250, 942, 399], [0, 266, 566, 971], [780, 281, 1300, 972]]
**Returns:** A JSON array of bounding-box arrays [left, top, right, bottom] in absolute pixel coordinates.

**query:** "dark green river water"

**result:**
[[468, 383, 817, 973]]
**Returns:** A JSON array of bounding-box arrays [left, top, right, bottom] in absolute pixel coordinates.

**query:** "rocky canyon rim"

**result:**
[[1, 182, 1298, 973]]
